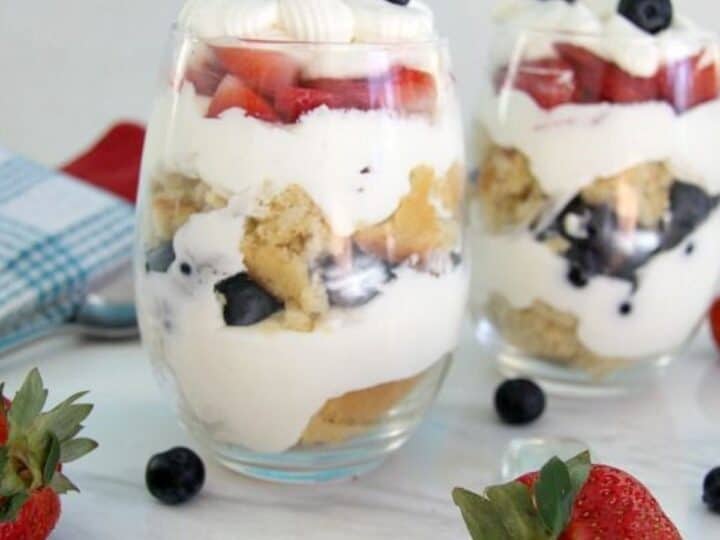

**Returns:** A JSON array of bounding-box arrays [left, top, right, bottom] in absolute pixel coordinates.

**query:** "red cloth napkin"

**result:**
[[60, 122, 146, 203]]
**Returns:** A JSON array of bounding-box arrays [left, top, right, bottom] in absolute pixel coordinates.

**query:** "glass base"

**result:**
[[495, 348, 672, 398], [475, 317, 673, 397], [206, 433, 409, 484], [172, 356, 452, 484]]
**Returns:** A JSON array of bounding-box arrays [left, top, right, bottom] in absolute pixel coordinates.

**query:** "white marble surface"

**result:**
[[0, 322, 718, 539]]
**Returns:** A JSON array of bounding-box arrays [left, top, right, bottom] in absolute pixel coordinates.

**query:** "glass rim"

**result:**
[[171, 23, 449, 49], [491, 21, 719, 43]]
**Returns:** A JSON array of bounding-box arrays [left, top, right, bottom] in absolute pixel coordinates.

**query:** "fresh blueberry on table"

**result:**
[[179, 262, 193, 276], [145, 243, 176, 273], [146, 447, 205, 505], [495, 379, 546, 425], [618, 0, 673, 35], [703, 467, 720, 513], [385, 0, 410, 6], [215, 272, 283, 326]]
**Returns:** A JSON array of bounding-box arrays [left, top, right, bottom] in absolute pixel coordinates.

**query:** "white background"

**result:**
[[0, 0, 718, 164]]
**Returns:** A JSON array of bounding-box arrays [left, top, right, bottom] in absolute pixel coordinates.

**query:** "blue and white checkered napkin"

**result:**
[[0, 146, 135, 351]]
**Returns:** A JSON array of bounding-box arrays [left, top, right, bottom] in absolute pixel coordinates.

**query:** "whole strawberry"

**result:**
[[709, 298, 720, 350], [453, 452, 681, 540], [0, 369, 97, 540]]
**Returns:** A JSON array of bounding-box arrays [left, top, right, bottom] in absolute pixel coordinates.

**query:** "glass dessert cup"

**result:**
[[135, 31, 468, 483], [471, 27, 720, 396]]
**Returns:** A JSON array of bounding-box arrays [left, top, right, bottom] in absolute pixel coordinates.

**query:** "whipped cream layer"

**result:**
[[480, 87, 720, 209], [144, 84, 464, 237], [179, 0, 435, 43], [493, 0, 716, 77], [471, 204, 720, 359], [138, 247, 469, 452]]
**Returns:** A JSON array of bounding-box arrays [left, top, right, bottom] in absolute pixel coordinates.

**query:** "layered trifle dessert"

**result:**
[[136, 0, 467, 476], [472, 0, 720, 381]]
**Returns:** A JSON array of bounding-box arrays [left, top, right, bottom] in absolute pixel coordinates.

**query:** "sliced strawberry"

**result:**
[[214, 47, 300, 98], [275, 87, 342, 122], [498, 58, 576, 109], [388, 66, 437, 114], [185, 48, 226, 97], [305, 76, 391, 111], [306, 67, 436, 114], [555, 43, 607, 103], [601, 64, 659, 103], [207, 75, 279, 122], [659, 52, 720, 112]]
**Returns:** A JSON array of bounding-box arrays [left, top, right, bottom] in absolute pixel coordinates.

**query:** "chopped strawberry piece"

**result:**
[[601, 64, 659, 103], [498, 58, 576, 109], [306, 67, 436, 114], [555, 43, 607, 103], [710, 298, 720, 350], [185, 48, 226, 97], [304, 77, 389, 110], [659, 52, 720, 112], [388, 66, 437, 114], [275, 87, 342, 122], [207, 75, 279, 122], [214, 47, 300, 98]]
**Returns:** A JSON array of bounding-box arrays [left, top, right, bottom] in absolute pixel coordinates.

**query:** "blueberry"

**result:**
[[618, 0, 673, 35], [567, 265, 589, 288], [146, 447, 205, 505], [539, 180, 720, 290], [662, 182, 719, 251], [619, 302, 633, 316], [146, 243, 176, 273], [179, 262, 193, 276], [320, 248, 395, 308], [215, 273, 282, 326], [495, 379, 546, 425], [385, 0, 410, 5], [703, 467, 720, 513]]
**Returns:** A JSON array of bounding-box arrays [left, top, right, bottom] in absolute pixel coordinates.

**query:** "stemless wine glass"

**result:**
[[470, 26, 720, 395], [135, 29, 468, 482]]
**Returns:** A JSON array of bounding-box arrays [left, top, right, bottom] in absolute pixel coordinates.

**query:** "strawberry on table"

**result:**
[[453, 452, 681, 539], [0, 369, 97, 540], [709, 298, 720, 350], [207, 75, 280, 122], [213, 47, 300, 98], [498, 58, 577, 110]]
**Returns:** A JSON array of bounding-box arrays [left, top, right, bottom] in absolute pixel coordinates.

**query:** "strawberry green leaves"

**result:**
[[0, 368, 97, 521], [453, 452, 592, 540], [42, 432, 61, 485], [0, 493, 28, 522], [8, 369, 47, 434]]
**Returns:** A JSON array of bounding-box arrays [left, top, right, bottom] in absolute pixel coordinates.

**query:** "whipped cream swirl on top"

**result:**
[[493, 0, 716, 77], [179, 0, 436, 43]]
